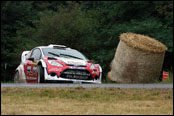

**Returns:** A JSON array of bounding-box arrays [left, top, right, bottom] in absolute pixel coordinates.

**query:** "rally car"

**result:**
[[14, 44, 102, 83]]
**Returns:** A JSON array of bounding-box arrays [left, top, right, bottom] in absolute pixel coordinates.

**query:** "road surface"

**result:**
[[1, 83, 173, 89]]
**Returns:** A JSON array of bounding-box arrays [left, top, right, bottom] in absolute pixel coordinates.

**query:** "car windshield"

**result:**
[[42, 48, 88, 60]]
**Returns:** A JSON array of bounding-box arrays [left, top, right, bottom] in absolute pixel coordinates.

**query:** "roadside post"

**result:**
[[163, 71, 169, 81], [5, 63, 7, 82]]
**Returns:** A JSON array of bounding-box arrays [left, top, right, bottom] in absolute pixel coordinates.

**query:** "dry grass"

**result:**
[[120, 33, 167, 53], [1, 87, 173, 115]]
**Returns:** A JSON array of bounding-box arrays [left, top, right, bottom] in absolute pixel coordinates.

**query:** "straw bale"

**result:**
[[120, 33, 167, 53], [108, 33, 167, 83]]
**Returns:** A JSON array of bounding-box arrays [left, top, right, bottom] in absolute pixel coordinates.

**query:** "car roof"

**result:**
[[34, 44, 75, 51]]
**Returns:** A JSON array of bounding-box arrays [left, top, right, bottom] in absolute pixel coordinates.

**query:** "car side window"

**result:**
[[30, 48, 41, 60]]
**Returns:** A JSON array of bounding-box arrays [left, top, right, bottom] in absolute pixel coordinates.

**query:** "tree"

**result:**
[[1, 1, 173, 82]]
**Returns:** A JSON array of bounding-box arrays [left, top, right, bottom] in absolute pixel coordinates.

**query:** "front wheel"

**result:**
[[38, 65, 45, 83]]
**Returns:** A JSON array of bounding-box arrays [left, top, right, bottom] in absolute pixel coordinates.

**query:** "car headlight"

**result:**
[[90, 64, 96, 69], [48, 61, 63, 67]]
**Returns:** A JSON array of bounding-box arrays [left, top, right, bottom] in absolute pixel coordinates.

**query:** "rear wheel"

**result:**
[[14, 71, 20, 83], [38, 65, 45, 83]]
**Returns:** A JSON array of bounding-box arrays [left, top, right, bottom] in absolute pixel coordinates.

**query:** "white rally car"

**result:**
[[14, 44, 102, 83]]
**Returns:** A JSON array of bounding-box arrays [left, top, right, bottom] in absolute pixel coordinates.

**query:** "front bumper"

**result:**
[[44, 68, 102, 84]]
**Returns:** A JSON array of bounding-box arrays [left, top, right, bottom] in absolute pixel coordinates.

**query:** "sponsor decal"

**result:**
[[69, 67, 86, 70], [67, 61, 83, 65], [32, 67, 37, 73], [92, 71, 99, 75], [26, 76, 37, 80], [66, 75, 88, 80], [27, 66, 31, 72], [26, 66, 37, 77], [58, 58, 86, 66]]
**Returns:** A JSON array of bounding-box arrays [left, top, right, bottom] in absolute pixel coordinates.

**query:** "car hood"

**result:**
[[57, 57, 87, 66]]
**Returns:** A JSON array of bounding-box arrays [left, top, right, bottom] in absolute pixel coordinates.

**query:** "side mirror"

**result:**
[[28, 57, 34, 62]]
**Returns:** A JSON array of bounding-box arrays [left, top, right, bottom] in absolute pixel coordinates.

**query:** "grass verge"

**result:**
[[1, 87, 173, 115]]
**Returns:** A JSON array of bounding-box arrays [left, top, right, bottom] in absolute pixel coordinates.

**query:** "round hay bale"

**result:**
[[108, 32, 167, 83]]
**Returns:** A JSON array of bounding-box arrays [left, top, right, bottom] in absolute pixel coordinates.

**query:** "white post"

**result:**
[[4, 63, 7, 82]]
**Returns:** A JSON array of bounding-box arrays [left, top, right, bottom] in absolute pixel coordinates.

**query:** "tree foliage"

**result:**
[[1, 1, 173, 82]]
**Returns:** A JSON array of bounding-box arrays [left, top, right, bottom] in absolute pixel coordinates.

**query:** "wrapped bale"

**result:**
[[108, 33, 167, 83]]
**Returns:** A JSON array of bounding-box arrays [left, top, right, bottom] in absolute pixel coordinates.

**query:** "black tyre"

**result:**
[[14, 71, 20, 83], [38, 65, 45, 83]]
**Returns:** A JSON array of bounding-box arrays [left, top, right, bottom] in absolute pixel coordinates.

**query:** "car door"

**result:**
[[25, 48, 42, 83]]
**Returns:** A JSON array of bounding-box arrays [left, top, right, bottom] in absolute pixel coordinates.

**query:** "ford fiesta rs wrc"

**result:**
[[14, 44, 102, 83]]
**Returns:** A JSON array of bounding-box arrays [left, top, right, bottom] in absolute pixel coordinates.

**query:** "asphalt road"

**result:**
[[1, 83, 173, 89]]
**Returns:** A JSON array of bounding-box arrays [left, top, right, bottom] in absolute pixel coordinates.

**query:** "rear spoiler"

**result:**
[[48, 44, 67, 49]]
